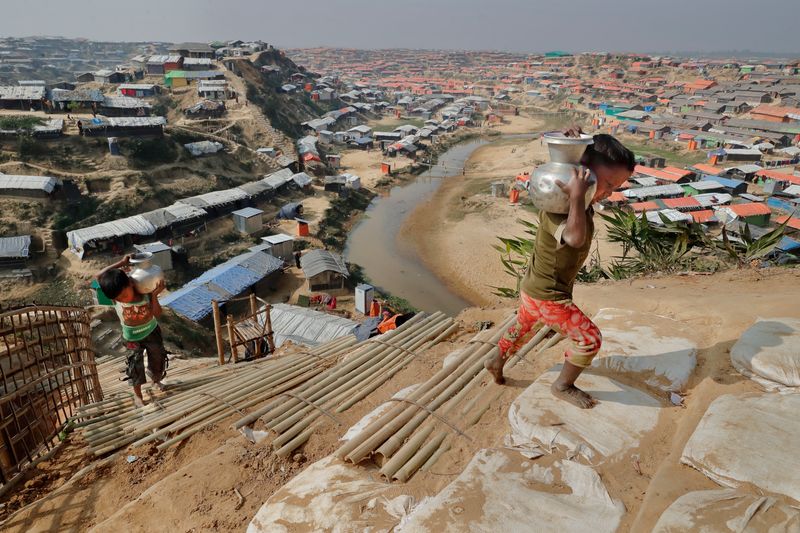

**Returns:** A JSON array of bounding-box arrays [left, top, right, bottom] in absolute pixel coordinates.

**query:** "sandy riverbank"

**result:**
[[401, 114, 626, 307]]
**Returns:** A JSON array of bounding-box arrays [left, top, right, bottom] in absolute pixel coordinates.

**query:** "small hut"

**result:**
[[300, 249, 349, 294], [232, 207, 264, 235]]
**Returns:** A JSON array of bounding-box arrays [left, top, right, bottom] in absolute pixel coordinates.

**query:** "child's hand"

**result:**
[[557, 167, 592, 202], [563, 125, 584, 138], [151, 279, 166, 295]]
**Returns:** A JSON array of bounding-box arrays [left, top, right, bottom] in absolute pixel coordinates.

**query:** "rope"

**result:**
[[278, 392, 343, 426], [369, 339, 422, 360], [387, 398, 472, 441], [199, 392, 247, 417]]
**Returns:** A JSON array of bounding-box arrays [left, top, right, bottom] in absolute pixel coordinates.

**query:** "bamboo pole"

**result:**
[[212, 300, 225, 365], [226, 315, 238, 363]]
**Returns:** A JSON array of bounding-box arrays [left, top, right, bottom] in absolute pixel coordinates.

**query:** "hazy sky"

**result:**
[[1, 0, 799, 54]]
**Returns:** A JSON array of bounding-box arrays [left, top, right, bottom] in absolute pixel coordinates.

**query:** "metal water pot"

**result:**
[[128, 252, 164, 294], [529, 133, 597, 214]]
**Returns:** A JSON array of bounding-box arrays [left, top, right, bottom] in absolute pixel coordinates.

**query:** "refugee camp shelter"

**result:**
[[300, 249, 349, 294], [160, 250, 284, 325], [118, 83, 158, 97], [265, 303, 357, 348], [0, 175, 61, 199], [232, 207, 264, 235], [260, 234, 294, 262], [0, 235, 31, 268], [133, 241, 173, 271]]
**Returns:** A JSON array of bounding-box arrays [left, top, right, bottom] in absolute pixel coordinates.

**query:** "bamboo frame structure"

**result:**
[[0, 305, 101, 490], [212, 295, 276, 364]]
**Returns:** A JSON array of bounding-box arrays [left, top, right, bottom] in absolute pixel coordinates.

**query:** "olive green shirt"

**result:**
[[521, 209, 594, 301]]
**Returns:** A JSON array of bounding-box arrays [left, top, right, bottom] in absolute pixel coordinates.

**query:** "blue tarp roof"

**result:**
[[777, 236, 800, 253], [160, 284, 230, 321], [161, 251, 284, 321], [705, 176, 747, 189]]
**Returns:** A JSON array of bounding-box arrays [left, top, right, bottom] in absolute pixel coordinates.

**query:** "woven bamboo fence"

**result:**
[[0, 305, 102, 491]]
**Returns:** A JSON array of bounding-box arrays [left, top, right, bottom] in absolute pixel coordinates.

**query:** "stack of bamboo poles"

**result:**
[[74, 334, 361, 456], [232, 311, 457, 458], [335, 314, 557, 482]]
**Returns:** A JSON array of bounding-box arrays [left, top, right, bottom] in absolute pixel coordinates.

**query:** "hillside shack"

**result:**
[[300, 249, 349, 294], [232, 207, 264, 235]]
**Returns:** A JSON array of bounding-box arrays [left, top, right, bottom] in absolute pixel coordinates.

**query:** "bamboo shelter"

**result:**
[[0, 305, 101, 492]]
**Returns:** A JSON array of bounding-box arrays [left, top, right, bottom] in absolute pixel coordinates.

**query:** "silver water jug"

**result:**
[[128, 252, 164, 294], [530, 133, 597, 214]]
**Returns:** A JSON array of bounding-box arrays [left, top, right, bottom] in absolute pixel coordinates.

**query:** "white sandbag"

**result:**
[[730, 318, 800, 391], [397, 448, 624, 533], [591, 308, 697, 392], [508, 366, 662, 461], [681, 393, 800, 502], [653, 489, 800, 532], [247, 456, 408, 533]]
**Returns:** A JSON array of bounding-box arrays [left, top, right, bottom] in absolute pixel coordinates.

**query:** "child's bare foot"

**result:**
[[154, 381, 166, 392], [551, 382, 596, 409], [484, 357, 506, 385], [133, 395, 146, 408]]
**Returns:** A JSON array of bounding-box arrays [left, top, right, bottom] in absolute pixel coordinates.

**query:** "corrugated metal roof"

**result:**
[[265, 303, 357, 347], [82, 116, 166, 128], [160, 283, 230, 321], [50, 88, 103, 102], [262, 233, 294, 245], [0, 174, 61, 193], [262, 168, 294, 189], [0, 235, 31, 258], [300, 249, 349, 279], [232, 207, 263, 218], [135, 241, 171, 254]]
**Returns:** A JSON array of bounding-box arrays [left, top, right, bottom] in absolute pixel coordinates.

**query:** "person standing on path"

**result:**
[[484, 130, 635, 408]]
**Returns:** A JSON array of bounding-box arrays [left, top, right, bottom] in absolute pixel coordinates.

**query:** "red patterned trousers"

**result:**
[[498, 292, 602, 368]]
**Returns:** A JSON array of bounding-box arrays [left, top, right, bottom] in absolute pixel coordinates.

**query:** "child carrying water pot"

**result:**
[[484, 129, 635, 408]]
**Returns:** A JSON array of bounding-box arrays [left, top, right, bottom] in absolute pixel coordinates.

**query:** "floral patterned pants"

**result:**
[[497, 293, 602, 368]]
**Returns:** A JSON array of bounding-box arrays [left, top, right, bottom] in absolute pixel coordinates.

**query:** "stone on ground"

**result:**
[[652, 489, 800, 532], [591, 308, 697, 392], [246, 456, 408, 533], [508, 366, 663, 461], [681, 393, 800, 502], [730, 318, 800, 391], [396, 448, 624, 533]]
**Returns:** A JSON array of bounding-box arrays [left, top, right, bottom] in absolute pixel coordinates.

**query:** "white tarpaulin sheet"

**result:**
[[67, 215, 156, 257], [0, 174, 60, 193], [653, 489, 800, 532], [0, 235, 31, 258], [247, 456, 412, 533], [730, 318, 800, 391], [178, 188, 248, 208], [591, 308, 697, 392], [681, 393, 800, 502], [184, 141, 224, 156], [397, 449, 624, 533], [265, 303, 356, 347], [509, 366, 663, 462]]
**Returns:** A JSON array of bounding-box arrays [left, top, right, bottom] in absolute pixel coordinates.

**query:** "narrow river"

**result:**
[[344, 138, 490, 316]]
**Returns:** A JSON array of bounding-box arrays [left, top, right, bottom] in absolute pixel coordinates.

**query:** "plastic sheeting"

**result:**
[[0, 235, 31, 258], [591, 308, 698, 392], [67, 215, 156, 257], [178, 188, 249, 208], [0, 174, 60, 193], [398, 450, 625, 533], [681, 393, 800, 502], [653, 489, 800, 532], [247, 456, 410, 533], [184, 140, 224, 156], [265, 303, 357, 347], [730, 318, 800, 391], [509, 366, 663, 462]]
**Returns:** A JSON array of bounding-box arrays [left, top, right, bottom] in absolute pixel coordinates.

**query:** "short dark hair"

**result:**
[[98, 269, 131, 300], [581, 134, 636, 172]]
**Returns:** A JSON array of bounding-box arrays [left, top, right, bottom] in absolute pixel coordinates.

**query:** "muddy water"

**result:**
[[344, 139, 490, 316]]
